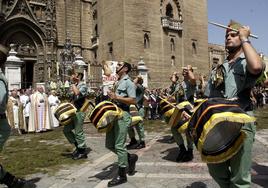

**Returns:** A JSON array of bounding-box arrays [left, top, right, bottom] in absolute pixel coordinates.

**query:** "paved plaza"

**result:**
[[21, 125, 268, 188]]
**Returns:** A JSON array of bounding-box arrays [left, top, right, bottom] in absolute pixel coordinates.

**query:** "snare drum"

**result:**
[[187, 98, 255, 163], [159, 98, 176, 122], [88, 101, 123, 132], [54, 102, 77, 126], [168, 101, 193, 129], [129, 105, 143, 126]]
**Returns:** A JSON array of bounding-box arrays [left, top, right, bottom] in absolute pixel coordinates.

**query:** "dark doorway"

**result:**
[[22, 61, 34, 89]]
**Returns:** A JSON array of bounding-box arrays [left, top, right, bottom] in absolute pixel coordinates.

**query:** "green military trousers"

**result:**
[[0, 118, 11, 180], [106, 111, 131, 168], [171, 123, 193, 149], [207, 120, 255, 188], [128, 107, 145, 142], [63, 112, 87, 149]]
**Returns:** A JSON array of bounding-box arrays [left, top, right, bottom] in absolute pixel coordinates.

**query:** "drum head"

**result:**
[[202, 121, 243, 155]]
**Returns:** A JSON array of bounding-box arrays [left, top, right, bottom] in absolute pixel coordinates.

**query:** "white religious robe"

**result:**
[[48, 94, 60, 128], [20, 94, 30, 131], [8, 96, 20, 129], [28, 92, 53, 132]]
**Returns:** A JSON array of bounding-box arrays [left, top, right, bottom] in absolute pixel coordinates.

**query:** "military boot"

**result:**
[[0, 172, 27, 188], [126, 138, 138, 149], [107, 167, 127, 187], [128, 153, 138, 175], [181, 148, 194, 162], [176, 144, 187, 162]]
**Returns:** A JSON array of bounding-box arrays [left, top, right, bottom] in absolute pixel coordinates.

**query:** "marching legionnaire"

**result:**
[[106, 61, 138, 187], [204, 20, 264, 187], [63, 69, 88, 160], [126, 75, 146, 149], [171, 65, 196, 162]]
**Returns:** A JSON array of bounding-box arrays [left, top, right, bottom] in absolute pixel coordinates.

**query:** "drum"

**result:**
[[54, 102, 77, 126], [88, 101, 122, 132], [159, 97, 176, 122], [187, 98, 256, 163], [168, 101, 193, 129], [129, 105, 143, 126]]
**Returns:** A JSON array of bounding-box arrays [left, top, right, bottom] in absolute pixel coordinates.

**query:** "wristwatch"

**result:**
[[241, 38, 251, 45]]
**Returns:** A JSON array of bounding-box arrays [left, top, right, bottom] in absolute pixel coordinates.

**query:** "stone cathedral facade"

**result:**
[[0, 0, 208, 89]]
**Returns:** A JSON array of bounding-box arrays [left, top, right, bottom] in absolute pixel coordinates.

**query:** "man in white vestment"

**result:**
[[6, 89, 25, 132], [48, 90, 60, 128], [20, 89, 31, 132], [28, 86, 53, 132]]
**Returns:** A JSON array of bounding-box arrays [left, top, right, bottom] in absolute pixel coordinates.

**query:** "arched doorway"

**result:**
[[0, 17, 46, 89]]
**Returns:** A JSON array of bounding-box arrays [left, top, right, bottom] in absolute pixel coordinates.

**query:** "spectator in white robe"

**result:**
[[48, 90, 60, 128], [20, 89, 31, 132], [28, 86, 53, 132]]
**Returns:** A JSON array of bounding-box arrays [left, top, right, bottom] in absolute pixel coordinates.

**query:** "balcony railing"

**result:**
[[161, 16, 183, 31]]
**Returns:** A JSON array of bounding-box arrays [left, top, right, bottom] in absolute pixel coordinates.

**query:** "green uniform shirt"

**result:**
[[205, 53, 261, 109], [115, 74, 136, 111]]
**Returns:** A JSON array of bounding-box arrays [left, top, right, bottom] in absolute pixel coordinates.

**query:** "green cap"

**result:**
[[226, 20, 242, 34]]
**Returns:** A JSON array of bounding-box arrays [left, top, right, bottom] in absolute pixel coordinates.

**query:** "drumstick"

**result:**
[[208, 21, 258, 39]]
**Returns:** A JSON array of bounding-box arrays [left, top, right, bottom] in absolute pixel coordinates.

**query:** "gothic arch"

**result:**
[[160, 0, 182, 20], [0, 16, 47, 86]]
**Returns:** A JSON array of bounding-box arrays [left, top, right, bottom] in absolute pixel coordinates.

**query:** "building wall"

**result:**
[[97, 0, 208, 88], [1, 0, 209, 89]]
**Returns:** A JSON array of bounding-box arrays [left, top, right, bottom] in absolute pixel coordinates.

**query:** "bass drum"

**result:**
[[88, 101, 123, 132], [54, 102, 77, 126], [187, 98, 255, 163]]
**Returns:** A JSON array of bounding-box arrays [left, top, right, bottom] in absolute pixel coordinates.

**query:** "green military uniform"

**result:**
[[128, 83, 145, 144], [105, 75, 136, 167], [205, 53, 261, 187], [63, 81, 88, 150], [0, 69, 10, 180]]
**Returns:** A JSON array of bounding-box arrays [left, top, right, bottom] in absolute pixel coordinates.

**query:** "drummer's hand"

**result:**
[[238, 26, 250, 41], [181, 111, 191, 121], [107, 91, 117, 100]]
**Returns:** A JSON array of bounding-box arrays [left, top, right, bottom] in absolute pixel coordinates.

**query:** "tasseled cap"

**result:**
[[226, 20, 242, 34]]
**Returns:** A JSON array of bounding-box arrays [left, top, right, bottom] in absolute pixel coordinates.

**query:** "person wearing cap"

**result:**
[[204, 20, 264, 187], [106, 61, 138, 187], [63, 68, 88, 160], [126, 75, 146, 149]]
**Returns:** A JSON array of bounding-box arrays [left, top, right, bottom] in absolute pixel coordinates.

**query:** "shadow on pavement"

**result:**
[[161, 147, 178, 162], [186, 181, 208, 188], [252, 162, 268, 187], [88, 163, 117, 180], [157, 135, 175, 144], [24, 177, 41, 188], [61, 147, 92, 158]]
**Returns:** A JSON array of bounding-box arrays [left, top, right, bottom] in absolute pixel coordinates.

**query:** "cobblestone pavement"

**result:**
[[20, 127, 268, 188]]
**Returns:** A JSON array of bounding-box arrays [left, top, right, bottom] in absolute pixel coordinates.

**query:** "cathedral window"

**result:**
[[171, 56, 175, 66], [144, 33, 150, 49], [166, 3, 173, 18], [170, 38, 175, 52], [192, 39, 197, 55]]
